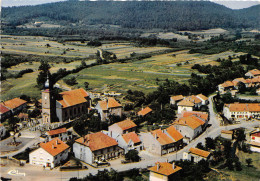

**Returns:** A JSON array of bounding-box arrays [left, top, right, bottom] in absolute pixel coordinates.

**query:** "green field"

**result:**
[[0, 35, 251, 101], [1, 35, 170, 59]]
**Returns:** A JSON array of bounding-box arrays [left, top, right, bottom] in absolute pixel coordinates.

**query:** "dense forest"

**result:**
[[2, 1, 260, 36]]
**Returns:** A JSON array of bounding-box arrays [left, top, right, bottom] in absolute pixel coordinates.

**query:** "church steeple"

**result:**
[[45, 74, 50, 89]]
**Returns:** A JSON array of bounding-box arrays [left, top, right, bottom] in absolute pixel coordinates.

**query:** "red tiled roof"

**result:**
[[151, 129, 174, 145], [97, 98, 122, 111], [47, 128, 67, 136], [221, 81, 234, 88], [232, 78, 247, 86], [189, 147, 210, 158], [249, 69, 260, 76], [2, 98, 27, 110], [75, 132, 118, 151], [40, 138, 69, 156], [166, 126, 183, 142], [225, 103, 260, 112], [186, 95, 202, 104], [149, 162, 182, 176], [0, 124, 4, 127], [182, 111, 208, 121], [57, 88, 88, 108], [0, 104, 10, 114], [177, 99, 194, 107], [122, 132, 141, 144], [170, 95, 184, 101], [138, 107, 152, 116], [173, 116, 204, 130], [116, 119, 137, 131], [107, 98, 122, 108], [196, 94, 208, 101]]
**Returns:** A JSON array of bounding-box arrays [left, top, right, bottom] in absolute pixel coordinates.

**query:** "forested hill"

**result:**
[[2, 1, 260, 30]]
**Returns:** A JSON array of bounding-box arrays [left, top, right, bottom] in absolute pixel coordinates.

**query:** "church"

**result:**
[[41, 77, 90, 124]]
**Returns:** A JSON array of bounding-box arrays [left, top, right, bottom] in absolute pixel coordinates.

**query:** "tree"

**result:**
[[205, 137, 215, 150], [125, 150, 140, 162], [84, 82, 89, 90], [246, 158, 252, 167], [7, 117, 20, 132]]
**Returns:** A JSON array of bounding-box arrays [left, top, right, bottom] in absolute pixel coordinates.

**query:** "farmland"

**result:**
[[0, 35, 249, 101]]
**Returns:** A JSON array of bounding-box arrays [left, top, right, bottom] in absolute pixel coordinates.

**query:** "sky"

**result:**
[[1, 0, 260, 9]]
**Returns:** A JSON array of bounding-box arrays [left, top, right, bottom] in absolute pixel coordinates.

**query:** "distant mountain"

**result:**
[[2, 1, 260, 31]]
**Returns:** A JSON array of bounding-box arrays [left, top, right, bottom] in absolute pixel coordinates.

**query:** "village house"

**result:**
[[170, 95, 184, 105], [257, 88, 260, 95], [232, 78, 247, 89], [29, 138, 70, 169], [148, 162, 182, 181], [245, 69, 260, 78], [196, 94, 209, 105], [177, 99, 194, 114], [95, 97, 122, 121], [0, 124, 7, 140], [173, 116, 205, 143], [73, 132, 124, 164], [182, 111, 209, 129], [223, 103, 260, 120], [108, 119, 137, 135], [185, 95, 203, 108], [183, 147, 211, 163], [140, 127, 183, 156], [0, 98, 27, 116], [45, 128, 72, 142], [249, 131, 260, 153], [0, 104, 11, 121], [218, 81, 234, 94], [116, 132, 143, 153], [137, 106, 152, 117], [221, 130, 233, 140]]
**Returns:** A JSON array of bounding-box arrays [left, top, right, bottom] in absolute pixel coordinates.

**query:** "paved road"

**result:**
[[1, 95, 259, 181]]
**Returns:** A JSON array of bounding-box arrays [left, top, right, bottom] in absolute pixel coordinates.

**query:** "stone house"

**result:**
[[108, 119, 137, 135], [250, 131, 260, 153], [29, 138, 70, 169], [45, 128, 72, 142], [95, 98, 122, 121], [183, 147, 211, 163], [218, 81, 234, 94], [185, 95, 202, 108], [0, 104, 11, 121], [149, 162, 182, 181], [223, 103, 260, 120], [73, 132, 124, 164], [137, 107, 152, 117], [220, 130, 233, 140], [182, 111, 209, 129], [1, 98, 27, 116], [140, 127, 183, 156], [196, 94, 209, 105], [177, 99, 194, 114], [173, 116, 205, 143], [170, 95, 184, 105]]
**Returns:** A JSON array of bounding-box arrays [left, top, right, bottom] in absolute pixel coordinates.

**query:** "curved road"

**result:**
[[1, 95, 259, 181]]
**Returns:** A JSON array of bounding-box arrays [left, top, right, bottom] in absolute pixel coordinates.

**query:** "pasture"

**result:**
[[1, 35, 170, 59]]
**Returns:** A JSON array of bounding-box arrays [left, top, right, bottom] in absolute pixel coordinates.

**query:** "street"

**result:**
[[0, 95, 259, 181]]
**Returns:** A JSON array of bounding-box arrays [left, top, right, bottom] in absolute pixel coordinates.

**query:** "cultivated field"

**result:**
[[0, 35, 250, 100], [1, 35, 170, 59]]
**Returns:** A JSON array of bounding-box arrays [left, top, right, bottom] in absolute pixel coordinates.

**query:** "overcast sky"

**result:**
[[1, 0, 260, 9]]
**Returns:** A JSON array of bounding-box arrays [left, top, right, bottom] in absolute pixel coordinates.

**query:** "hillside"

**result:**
[[2, 1, 260, 35]]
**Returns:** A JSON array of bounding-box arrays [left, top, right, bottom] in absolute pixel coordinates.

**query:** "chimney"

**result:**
[[56, 139, 58, 145], [172, 162, 175, 169], [156, 163, 160, 171], [154, 133, 157, 139], [52, 144, 54, 149]]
